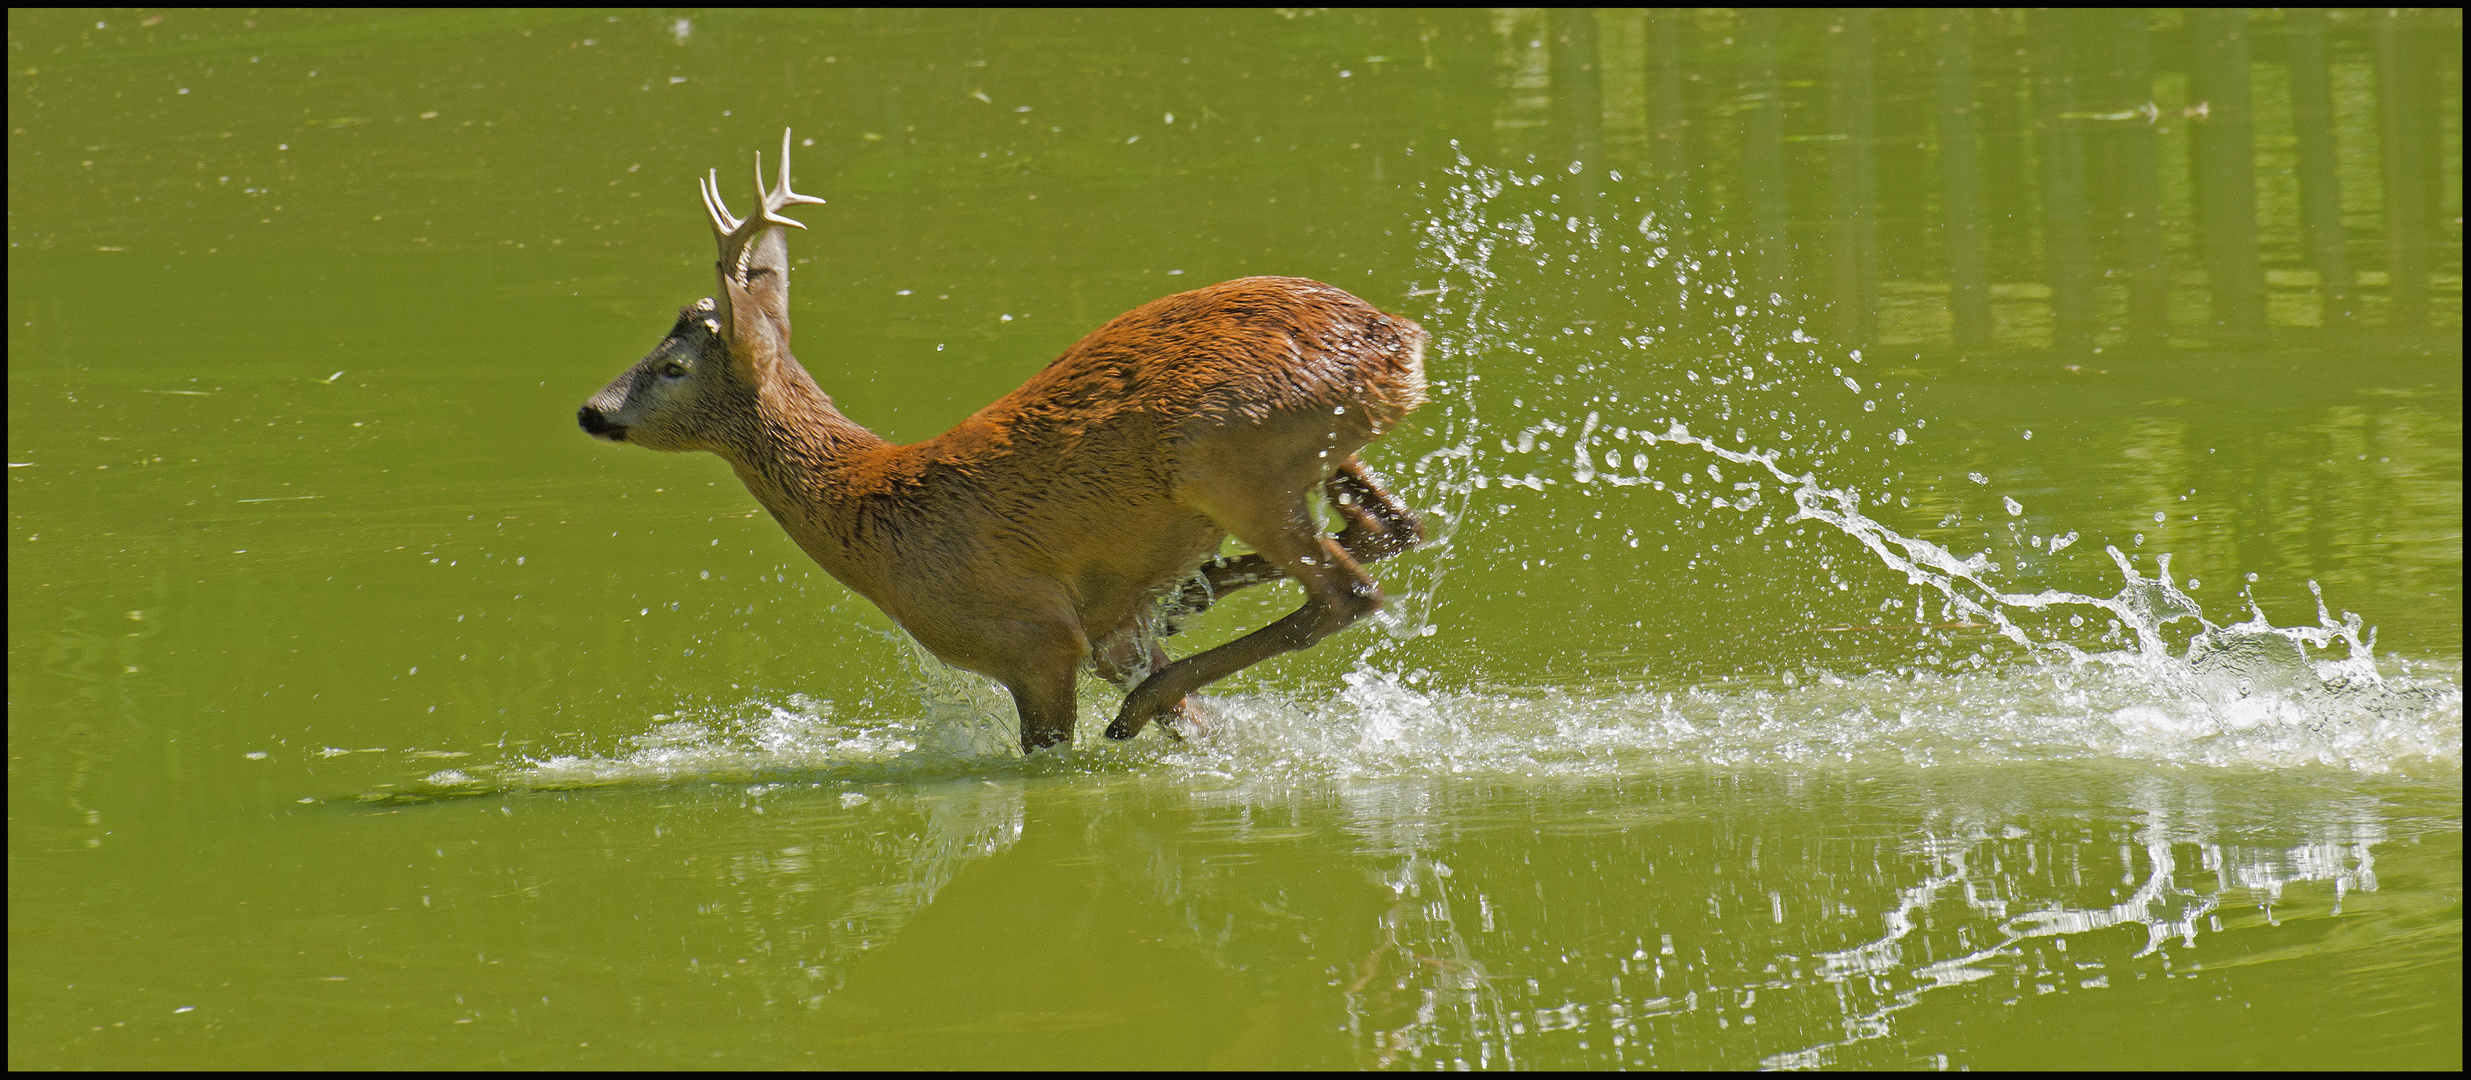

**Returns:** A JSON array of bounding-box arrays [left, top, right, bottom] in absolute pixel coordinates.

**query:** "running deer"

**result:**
[[578, 130, 1428, 754]]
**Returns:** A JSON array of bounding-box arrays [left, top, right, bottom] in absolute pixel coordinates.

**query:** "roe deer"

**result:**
[[579, 130, 1428, 754]]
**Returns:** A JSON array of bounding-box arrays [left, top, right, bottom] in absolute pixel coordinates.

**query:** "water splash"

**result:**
[[391, 638, 1027, 803], [1349, 148, 2457, 777], [398, 149, 2453, 803]]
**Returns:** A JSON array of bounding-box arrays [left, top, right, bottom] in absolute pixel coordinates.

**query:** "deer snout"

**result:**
[[577, 404, 628, 442]]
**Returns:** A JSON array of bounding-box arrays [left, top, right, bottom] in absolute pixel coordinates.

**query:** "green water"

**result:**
[[9, 10, 2460, 1069]]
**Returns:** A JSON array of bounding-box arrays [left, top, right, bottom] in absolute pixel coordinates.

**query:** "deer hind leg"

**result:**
[[1326, 457, 1425, 562], [1170, 457, 1422, 620], [1090, 629, 1198, 740], [1107, 492, 1385, 741]]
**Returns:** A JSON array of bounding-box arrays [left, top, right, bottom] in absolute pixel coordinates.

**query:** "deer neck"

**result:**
[[717, 359, 894, 564]]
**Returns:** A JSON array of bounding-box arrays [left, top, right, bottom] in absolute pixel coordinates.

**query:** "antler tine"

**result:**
[[708, 129, 822, 269], [705, 129, 825, 327], [747, 128, 827, 233], [774, 128, 828, 219], [699, 168, 742, 241]]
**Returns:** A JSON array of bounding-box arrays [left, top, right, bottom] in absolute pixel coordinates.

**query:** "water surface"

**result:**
[[9, 9, 2460, 1069]]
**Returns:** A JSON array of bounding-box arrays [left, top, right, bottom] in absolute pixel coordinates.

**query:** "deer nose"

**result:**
[[577, 405, 627, 441]]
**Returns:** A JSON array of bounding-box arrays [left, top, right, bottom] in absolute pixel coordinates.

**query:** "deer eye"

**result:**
[[659, 360, 689, 379]]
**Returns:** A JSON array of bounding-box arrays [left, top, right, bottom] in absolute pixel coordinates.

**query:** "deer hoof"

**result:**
[[1104, 705, 1150, 740], [1107, 674, 1181, 740], [1154, 698, 1206, 741]]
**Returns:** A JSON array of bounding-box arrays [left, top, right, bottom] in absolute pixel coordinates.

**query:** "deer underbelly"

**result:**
[[1061, 522, 1224, 636]]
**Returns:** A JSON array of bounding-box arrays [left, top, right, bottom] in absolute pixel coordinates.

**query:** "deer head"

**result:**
[[578, 129, 827, 453]]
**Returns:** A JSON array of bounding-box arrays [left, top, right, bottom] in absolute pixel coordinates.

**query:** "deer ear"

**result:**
[[699, 129, 825, 375], [720, 225, 794, 370]]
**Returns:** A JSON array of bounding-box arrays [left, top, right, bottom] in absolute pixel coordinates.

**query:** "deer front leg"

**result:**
[[984, 614, 1088, 755], [1007, 664, 1081, 754]]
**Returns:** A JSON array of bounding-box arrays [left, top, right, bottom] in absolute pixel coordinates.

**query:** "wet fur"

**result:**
[[580, 143, 1426, 754]]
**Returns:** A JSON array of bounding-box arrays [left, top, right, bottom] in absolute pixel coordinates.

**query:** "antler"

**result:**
[[698, 128, 827, 332]]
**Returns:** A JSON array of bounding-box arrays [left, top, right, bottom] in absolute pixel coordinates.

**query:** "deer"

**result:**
[[578, 130, 1429, 756]]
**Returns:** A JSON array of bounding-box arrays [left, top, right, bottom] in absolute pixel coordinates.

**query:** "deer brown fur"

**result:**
[[579, 130, 1428, 754]]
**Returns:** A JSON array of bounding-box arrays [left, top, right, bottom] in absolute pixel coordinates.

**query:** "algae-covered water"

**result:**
[[9, 10, 2459, 1069]]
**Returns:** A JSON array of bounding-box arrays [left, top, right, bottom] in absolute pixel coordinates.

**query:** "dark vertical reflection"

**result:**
[[2398, 11, 2450, 318], [2031, 9, 2095, 350], [1975, 13, 2033, 283], [1550, 9, 1606, 597], [1645, 8, 1693, 220], [1548, 8, 1605, 219], [2108, 10, 2171, 343], [1826, 10, 1879, 345], [1736, 9, 1792, 303], [1484, 7, 2455, 351], [1936, 12, 1993, 347], [2190, 8, 2267, 340], [1491, 10, 1550, 168], [2375, 8, 2431, 329], [2285, 9, 2353, 329]]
